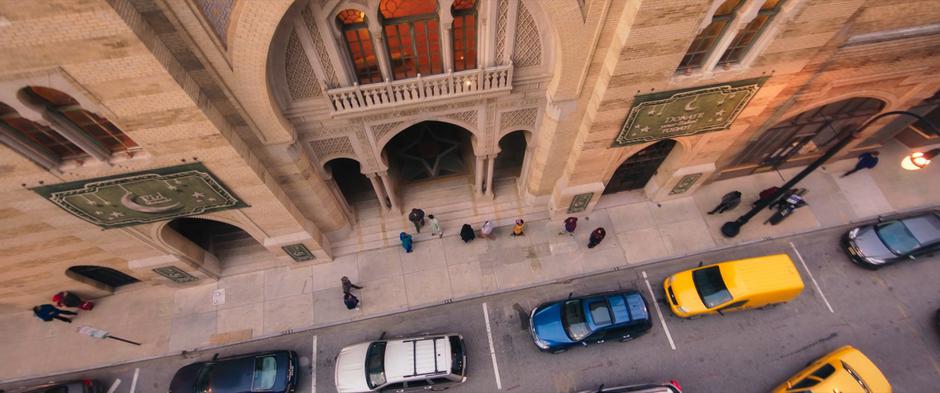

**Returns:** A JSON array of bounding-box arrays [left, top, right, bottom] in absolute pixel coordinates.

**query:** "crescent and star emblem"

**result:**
[[120, 191, 182, 214]]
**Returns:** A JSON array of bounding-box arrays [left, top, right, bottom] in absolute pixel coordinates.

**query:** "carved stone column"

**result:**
[[379, 171, 400, 213], [484, 154, 497, 198], [367, 173, 389, 213], [475, 155, 486, 196], [369, 27, 393, 82]]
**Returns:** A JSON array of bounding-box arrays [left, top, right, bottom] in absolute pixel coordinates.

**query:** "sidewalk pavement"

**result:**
[[1, 139, 938, 382]]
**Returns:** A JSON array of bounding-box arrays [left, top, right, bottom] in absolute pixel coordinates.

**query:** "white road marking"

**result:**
[[311, 335, 318, 393], [129, 368, 139, 393], [790, 241, 834, 313], [482, 302, 502, 390], [642, 271, 676, 351], [105, 379, 121, 393]]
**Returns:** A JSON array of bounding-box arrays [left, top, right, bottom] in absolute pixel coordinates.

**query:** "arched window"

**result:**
[[22, 86, 140, 154], [380, 0, 443, 80], [451, 0, 477, 72], [678, 0, 745, 74], [337, 9, 383, 85], [717, 0, 784, 66], [67, 265, 140, 289], [0, 102, 88, 162]]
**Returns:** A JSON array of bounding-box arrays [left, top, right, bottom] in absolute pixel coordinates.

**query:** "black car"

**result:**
[[169, 350, 298, 393], [23, 380, 104, 393]]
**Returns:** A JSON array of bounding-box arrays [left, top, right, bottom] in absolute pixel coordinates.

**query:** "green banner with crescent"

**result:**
[[32, 163, 247, 229], [612, 77, 768, 147]]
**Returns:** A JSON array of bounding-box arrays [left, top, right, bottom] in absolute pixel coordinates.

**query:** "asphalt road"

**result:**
[[2, 225, 939, 393]]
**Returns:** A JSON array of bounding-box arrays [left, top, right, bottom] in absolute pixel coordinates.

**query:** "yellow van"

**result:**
[[771, 345, 891, 393], [662, 254, 804, 318]]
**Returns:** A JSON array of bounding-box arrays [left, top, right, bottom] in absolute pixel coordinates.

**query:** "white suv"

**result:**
[[334, 334, 467, 393]]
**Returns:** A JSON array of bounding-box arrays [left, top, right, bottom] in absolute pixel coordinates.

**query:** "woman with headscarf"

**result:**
[[511, 219, 525, 236], [459, 224, 476, 243], [399, 232, 414, 253], [480, 220, 495, 240], [587, 227, 606, 248]]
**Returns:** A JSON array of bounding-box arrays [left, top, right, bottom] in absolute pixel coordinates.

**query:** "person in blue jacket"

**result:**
[[33, 304, 77, 323]]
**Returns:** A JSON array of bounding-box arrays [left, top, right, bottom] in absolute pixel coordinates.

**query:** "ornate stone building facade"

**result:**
[[0, 0, 938, 312]]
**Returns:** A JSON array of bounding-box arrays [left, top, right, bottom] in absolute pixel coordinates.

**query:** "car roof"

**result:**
[[901, 213, 940, 245], [580, 291, 649, 330], [384, 335, 453, 382]]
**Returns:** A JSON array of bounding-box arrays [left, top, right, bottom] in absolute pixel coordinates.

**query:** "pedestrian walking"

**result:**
[[460, 224, 476, 243], [52, 291, 93, 310], [707, 191, 742, 215], [341, 276, 363, 294], [32, 304, 76, 323], [428, 214, 442, 238], [562, 217, 578, 235], [511, 219, 525, 237], [408, 208, 426, 233], [587, 228, 607, 248], [480, 220, 495, 239], [842, 152, 880, 177], [399, 232, 414, 253], [343, 292, 360, 310]]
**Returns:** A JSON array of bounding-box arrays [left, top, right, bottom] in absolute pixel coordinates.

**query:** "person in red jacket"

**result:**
[[52, 291, 94, 310]]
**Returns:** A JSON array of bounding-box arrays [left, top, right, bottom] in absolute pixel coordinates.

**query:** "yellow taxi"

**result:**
[[663, 254, 804, 318], [771, 345, 891, 393]]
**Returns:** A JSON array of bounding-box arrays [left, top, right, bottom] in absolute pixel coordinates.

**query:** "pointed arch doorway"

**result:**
[[165, 217, 276, 276], [604, 139, 677, 194]]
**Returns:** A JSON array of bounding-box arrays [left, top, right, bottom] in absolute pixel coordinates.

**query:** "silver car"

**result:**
[[843, 211, 940, 269]]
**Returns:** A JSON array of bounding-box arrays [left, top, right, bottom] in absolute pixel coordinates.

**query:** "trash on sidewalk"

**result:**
[[77, 325, 141, 346]]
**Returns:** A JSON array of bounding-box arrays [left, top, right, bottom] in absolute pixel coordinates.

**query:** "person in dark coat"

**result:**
[[753, 186, 780, 208], [708, 191, 742, 215], [33, 304, 77, 323], [344, 292, 360, 310], [408, 208, 426, 233], [459, 224, 476, 243], [587, 228, 607, 248], [399, 232, 414, 253], [563, 217, 578, 235], [341, 276, 363, 294], [842, 152, 880, 177]]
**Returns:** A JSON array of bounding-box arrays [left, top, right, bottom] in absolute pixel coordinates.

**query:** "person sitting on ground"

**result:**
[[33, 304, 77, 324], [460, 224, 476, 243], [399, 232, 414, 253], [708, 191, 742, 215], [511, 219, 525, 236], [588, 228, 607, 248], [480, 220, 495, 239]]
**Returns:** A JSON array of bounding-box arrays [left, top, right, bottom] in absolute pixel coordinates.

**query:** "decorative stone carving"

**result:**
[[359, 101, 480, 123], [354, 129, 378, 168], [153, 266, 199, 283], [194, 0, 233, 48], [309, 136, 355, 159], [302, 6, 339, 88], [285, 31, 321, 100], [499, 107, 538, 133], [567, 192, 593, 213], [372, 121, 403, 142], [495, 0, 509, 65], [512, 2, 542, 68], [282, 243, 315, 262], [669, 173, 703, 195], [446, 110, 479, 127]]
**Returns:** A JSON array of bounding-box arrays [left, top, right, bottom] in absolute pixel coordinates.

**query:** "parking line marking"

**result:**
[[129, 368, 139, 393], [642, 271, 676, 351], [105, 379, 121, 393], [790, 242, 834, 313], [311, 335, 318, 393], [482, 302, 503, 390]]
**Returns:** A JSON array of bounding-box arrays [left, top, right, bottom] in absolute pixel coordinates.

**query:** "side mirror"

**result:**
[[567, 292, 574, 300], [379, 331, 387, 340], [697, 261, 703, 267], [595, 384, 605, 393], [716, 309, 725, 316], [877, 216, 885, 223], [212, 353, 220, 361]]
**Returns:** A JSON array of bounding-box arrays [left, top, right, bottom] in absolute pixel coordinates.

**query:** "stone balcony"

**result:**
[[326, 64, 513, 115]]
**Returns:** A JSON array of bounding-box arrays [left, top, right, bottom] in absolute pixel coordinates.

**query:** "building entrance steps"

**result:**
[[0, 139, 937, 382]]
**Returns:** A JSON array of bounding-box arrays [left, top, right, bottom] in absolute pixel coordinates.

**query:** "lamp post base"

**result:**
[[721, 221, 742, 238]]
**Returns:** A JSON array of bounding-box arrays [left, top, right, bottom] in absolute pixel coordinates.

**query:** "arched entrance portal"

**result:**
[[67, 265, 139, 290], [324, 158, 377, 214], [737, 97, 886, 169], [604, 139, 677, 194], [166, 217, 274, 276], [385, 121, 474, 182], [495, 130, 528, 178]]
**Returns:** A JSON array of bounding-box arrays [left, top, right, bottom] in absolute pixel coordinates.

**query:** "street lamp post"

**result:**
[[721, 110, 940, 238]]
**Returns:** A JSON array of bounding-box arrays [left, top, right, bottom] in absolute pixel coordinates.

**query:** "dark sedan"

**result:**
[[23, 380, 104, 393], [169, 350, 298, 393], [843, 211, 940, 269], [529, 290, 652, 353]]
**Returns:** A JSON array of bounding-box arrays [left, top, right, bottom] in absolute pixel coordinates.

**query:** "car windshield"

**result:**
[[365, 342, 387, 389], [251, 356, 278, 391], [195, 365, 213, 393], [875, 221, 921, 255], [692, 266, 732, 308], [561, 300, 592, 341]]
